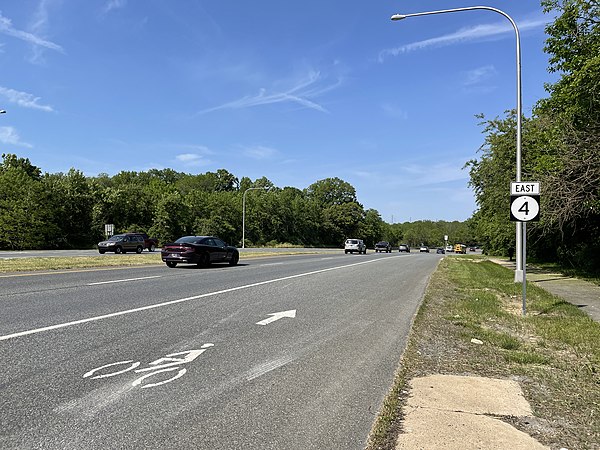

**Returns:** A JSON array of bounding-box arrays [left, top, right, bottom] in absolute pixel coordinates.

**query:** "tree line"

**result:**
[[0, 155, 473, 250], [467, 0, 600, 274]]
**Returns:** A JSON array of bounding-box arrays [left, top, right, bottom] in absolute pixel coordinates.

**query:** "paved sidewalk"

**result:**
[[490, 258, 600, 323]]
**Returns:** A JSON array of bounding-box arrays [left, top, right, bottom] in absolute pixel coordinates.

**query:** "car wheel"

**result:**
[[98, 250, 105, 254], [149, 244, 156, 252], [199, 253, 210, 267], [345, 250, 348, 254], [136, 246, 143, 254], [115, 246, 122, 254], [229, 252, 239, 266], [166, 261, 177, 268]]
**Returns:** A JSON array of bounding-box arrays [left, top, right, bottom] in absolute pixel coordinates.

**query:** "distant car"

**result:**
[[469, 247, 477, 252], [398, 244, 410, 253], [344, 239, 367, 254], [123, 232, 159, 252], [161, 236, 239, 268], [436, 248, 445, 254], [375, 241, 392, 253], [419, 246, 430, 253], [446, 245, 453, 252], [98, 234, 145, 254]]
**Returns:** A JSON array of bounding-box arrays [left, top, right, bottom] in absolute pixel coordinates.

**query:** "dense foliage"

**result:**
[[467, 0, 600, 274], [0, 155, 472, 250]]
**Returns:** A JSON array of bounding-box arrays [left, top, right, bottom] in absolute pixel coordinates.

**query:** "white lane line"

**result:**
[[259, 262, 284, 267], [0, 257, 396, 342], [320, 257, 335, 260], [88, 276, 161, 286]]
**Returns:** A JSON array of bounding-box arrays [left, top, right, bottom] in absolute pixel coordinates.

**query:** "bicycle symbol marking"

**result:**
[[83, 343, 214, 389]]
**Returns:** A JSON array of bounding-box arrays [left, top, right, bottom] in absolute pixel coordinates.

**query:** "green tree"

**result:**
[[0, 156, 56, 249]]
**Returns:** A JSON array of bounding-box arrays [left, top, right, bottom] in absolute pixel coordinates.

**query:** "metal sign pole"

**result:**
[[522, 221, 527, 316]]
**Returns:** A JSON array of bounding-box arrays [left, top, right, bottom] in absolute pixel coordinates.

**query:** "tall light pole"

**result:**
[[242, 186, 270, 249], [391, 6, 524, 282]]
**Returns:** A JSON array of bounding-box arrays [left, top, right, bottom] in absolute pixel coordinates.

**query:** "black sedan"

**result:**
[[161, 236, 239, 268]]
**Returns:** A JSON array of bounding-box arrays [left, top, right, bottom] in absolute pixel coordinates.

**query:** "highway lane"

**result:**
[[0, 252, 442, 449]]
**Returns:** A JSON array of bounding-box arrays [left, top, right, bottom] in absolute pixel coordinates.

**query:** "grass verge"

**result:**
[[0, 251, 321, 273], [367, 255, 600, 450]]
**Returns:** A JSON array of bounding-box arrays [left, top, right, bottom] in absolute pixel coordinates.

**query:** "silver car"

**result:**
[[344, 239, 367, 254]]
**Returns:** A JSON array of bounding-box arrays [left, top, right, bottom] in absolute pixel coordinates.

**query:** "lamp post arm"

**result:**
[[391, 5, 523, 278], [392, 6, 521, 181]]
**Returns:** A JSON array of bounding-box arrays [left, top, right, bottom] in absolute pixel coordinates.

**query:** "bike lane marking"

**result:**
[[1, 257, 399, 342]]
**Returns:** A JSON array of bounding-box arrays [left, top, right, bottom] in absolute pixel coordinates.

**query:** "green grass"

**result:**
[[0, 250, 324, 273], [367, 255, 600, 450]]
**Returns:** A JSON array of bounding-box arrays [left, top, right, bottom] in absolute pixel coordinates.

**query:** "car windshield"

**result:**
[[347, 240, 358, 244], [107, 235, 124, 242], [175, 236, 204, 244]]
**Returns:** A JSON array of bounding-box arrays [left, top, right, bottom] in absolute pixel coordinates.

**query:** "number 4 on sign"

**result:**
[[510, 195, 540, 222], [519, 201, 529, 215]]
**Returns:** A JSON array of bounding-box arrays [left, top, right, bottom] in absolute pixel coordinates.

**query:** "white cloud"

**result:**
[[199, 70, 341, 114], [243, 145, 278, 160], [0, 86, 54, 112], [0, 10, 63, 53], [175, 153, 211, 167], [0, 126, 33, 148], [463, 65, 497, 86], [379, 16, 548, 62]]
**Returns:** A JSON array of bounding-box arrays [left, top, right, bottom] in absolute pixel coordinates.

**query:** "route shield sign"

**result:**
[[510, 182, 540, 222]]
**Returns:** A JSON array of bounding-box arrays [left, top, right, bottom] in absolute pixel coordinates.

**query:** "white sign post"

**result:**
[[510, 182, 541, 316], [104, 224, 114, 238]]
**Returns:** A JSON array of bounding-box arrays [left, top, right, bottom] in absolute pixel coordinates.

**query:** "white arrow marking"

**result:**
[[256, 309, 296, 326]]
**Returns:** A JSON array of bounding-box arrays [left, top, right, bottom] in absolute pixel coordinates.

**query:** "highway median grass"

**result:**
[[0, 250, 321, 273], [368, 255, 600, 450]]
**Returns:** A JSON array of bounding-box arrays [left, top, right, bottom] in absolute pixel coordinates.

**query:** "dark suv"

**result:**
[[375, 241, 392, 253], [98, 234, 145, 254]]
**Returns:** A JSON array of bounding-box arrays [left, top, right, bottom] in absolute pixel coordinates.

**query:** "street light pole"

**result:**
[[242, 187, 270, 249], [391, 6, 523, 282]]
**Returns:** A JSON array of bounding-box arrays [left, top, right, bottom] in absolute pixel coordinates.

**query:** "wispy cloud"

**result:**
[[103, 0, 127, 14], [175, 150, 212, 167], [0, 10, 64, 53], [242, 145, 278, 160], [381, 103, 408, 120], [378, 16, 547, 62], [199, 70, 341, 114], [0, 126, 33, 148], [463, 65, 497, 86], [0, 86, 54, 112]]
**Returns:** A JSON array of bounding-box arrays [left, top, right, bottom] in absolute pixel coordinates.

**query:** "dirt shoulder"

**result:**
[[367, 256, 600, 450]]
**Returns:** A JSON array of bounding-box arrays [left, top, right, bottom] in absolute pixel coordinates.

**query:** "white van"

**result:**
[[344, 239, 367, 254]]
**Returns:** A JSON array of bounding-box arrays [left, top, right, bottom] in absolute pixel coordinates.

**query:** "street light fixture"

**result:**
[[242, 186, 270, 249], [391, 6, 524, 282], [0, 110, 6, 114]]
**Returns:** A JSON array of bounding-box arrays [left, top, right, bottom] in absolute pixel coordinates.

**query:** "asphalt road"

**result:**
[[0, 252, 442, 449]]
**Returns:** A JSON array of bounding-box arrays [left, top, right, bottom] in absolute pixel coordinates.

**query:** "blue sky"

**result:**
[[1, 0, 556, 222]]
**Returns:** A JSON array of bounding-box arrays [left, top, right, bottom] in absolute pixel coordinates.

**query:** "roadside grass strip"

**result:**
[[0, 251, 320, 273], [367, 255, 600, 450]]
